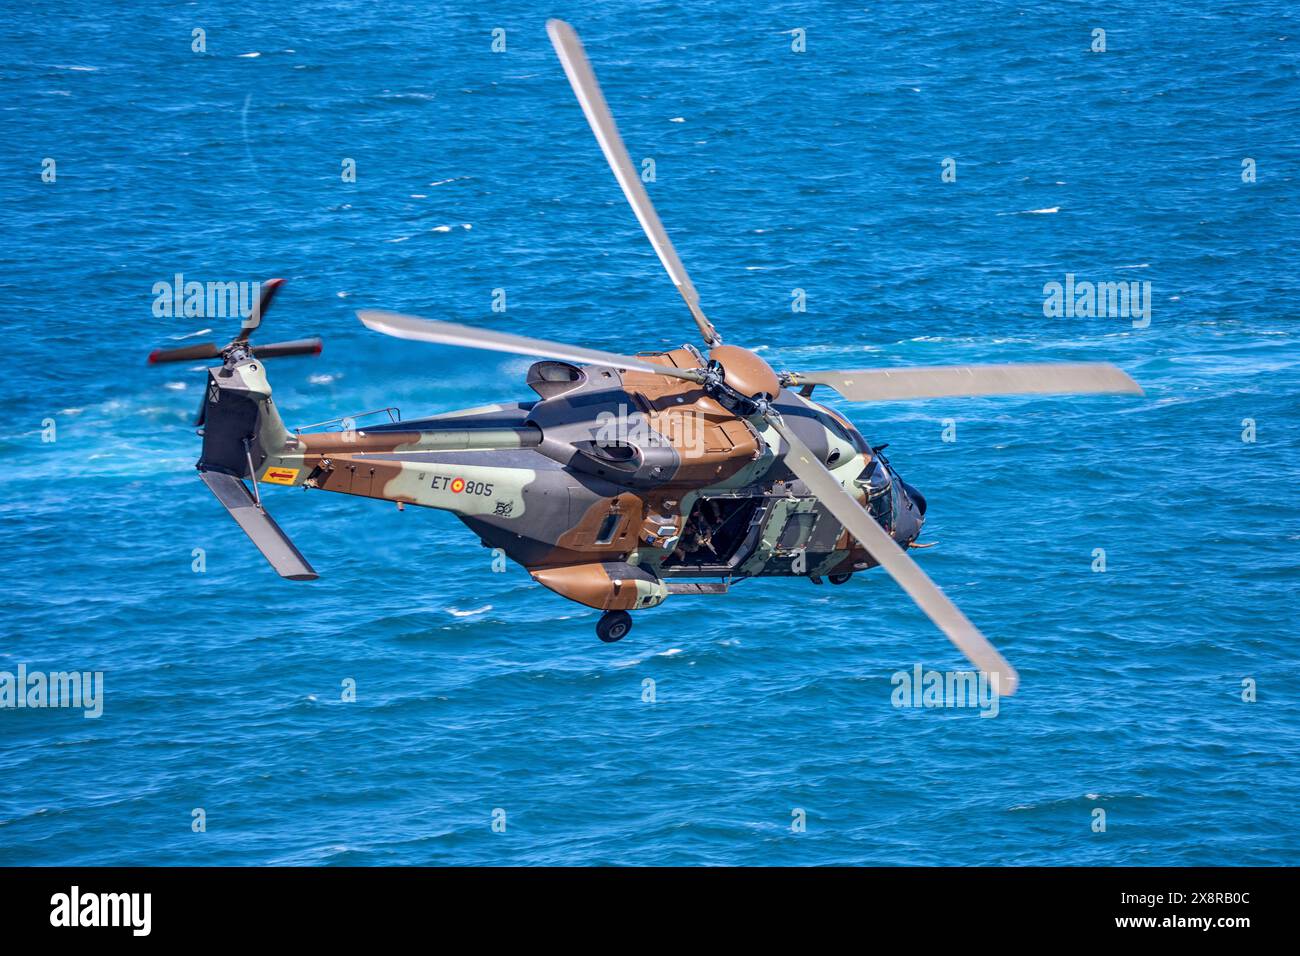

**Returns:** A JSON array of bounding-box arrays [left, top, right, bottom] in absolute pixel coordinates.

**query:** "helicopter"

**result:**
[[148, 20, 1142, 695]]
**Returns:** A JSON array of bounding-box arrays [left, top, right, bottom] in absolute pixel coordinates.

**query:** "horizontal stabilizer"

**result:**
[[199, 470, 318, 581]]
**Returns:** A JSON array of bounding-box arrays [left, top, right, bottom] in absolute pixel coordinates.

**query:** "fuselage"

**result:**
[[258, 346, 926, 610]]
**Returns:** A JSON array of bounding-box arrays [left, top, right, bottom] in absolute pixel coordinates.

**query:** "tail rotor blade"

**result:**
[[148, 342, 221, 365], [763, 410, 1019, 695], [149, 278, 322, 369], [546, 19, 721, 347], [251, 337, 323, 360], [236, 277, 286, 343]]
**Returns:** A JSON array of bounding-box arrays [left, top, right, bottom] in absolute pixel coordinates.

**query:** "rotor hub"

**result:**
[[707, 345, 781, 401]]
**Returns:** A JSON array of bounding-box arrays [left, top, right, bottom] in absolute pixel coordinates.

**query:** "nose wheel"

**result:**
[[597, 610, 632, 643], [828, 572, 852, 585]]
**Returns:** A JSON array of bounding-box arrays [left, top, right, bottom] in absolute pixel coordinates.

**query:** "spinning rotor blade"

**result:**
[[149, 277, 298, 365], [790, 362, 1142, 402], [148, 335, 320, 365], [546, 19, 721, 347], [148, 341, 221, 365], [763, 411, 1019, 695], [251, 337, 323, 360], [357, 310, 708, 384], [235, 277, 286, 343]]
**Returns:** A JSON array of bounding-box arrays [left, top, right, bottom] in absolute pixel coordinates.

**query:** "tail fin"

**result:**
[[197, 357, 316, 580], [150, 277, 321, 580], [196, 358, 295, 475]]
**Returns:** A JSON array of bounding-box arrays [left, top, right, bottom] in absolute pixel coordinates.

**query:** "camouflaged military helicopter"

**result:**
[[149, 20, 1142, 694]]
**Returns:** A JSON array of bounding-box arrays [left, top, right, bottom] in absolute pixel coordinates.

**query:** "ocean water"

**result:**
[[2, 1, 1298, 866]]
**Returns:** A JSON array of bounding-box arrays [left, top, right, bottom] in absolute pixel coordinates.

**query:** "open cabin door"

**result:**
[[660, 496, 767, 573]]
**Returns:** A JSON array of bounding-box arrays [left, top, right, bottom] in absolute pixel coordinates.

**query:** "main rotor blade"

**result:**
[[357, 310, 707, 384], [763, 411, 1019, 695], [546, 19, 721, 347], [790, 362, 1142, 402]]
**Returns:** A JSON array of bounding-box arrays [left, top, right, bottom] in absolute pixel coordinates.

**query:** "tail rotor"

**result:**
[[147, 278, 323, 581], [148, 277, 322, 366]]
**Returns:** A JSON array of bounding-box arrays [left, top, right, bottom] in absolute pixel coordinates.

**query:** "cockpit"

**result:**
[[857, 456, 896, 533]]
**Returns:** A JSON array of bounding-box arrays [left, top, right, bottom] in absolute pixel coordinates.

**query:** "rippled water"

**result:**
[[2, 2, 1298, 865]]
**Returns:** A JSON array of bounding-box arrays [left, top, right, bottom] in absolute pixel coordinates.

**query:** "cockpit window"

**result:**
[[824, 412, 868, 452], [858, 458, 891, 497], [869, 483, 896, 532], [858, 459, 894, 532]]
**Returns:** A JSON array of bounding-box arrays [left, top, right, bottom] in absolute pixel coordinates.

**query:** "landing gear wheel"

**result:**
[[597, 610, 632, 643], [828, 572, 853, 585]]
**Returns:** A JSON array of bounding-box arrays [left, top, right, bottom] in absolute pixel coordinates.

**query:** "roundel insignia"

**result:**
[[450, 477, 466, 493]]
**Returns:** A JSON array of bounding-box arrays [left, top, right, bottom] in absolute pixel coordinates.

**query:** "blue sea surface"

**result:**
[[2, 1, 1298, 865]]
